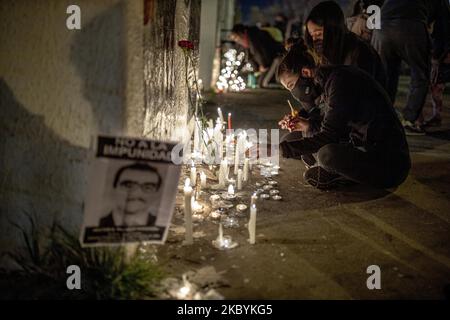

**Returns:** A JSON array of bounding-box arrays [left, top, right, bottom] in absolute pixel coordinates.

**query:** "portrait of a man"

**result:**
[[98, 162, 162, 228]]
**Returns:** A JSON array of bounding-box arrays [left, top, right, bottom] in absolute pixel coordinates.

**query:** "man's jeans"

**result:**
[[317, 143, 410, 188], [372, 20, 431, 122]]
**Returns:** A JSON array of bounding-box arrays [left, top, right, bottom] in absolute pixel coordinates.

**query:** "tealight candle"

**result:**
[[209, 210, 222, 220], [260, 193, 270, 199]]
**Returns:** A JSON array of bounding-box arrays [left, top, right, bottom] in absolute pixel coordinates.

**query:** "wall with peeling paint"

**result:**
[[143, 0, 201, 141], [0, 0, 200, 261]]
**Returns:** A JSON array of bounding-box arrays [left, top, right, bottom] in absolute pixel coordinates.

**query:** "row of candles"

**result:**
[[183, 107, 282, 250], [183, 168, 257, 248], [186, 108, 251, 248], [191, 107, 254, 165]]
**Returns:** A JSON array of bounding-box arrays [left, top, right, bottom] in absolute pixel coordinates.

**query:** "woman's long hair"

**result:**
[[304, 1, 347, 65], [277, 38, 317, 80]]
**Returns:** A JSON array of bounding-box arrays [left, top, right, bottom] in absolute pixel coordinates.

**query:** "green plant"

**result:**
[[7, 214, 163, 299]]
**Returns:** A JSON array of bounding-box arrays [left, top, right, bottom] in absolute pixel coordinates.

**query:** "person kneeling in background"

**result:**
[[277, 41, 411, 190]]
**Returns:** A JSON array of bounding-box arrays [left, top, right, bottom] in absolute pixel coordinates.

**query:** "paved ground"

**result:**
[[158, 86, 450, 299]]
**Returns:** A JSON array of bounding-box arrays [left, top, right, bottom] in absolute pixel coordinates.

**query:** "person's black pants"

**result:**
[[316, 143, 411, 189], [372, 20, 430, 123]]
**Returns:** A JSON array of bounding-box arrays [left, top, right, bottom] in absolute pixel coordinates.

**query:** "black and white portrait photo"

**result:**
[[80, 136, 181, 246], [98, 162, 163, 228]]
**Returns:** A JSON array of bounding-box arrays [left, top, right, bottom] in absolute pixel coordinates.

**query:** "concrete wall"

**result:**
[[0, 0, 198, 260]]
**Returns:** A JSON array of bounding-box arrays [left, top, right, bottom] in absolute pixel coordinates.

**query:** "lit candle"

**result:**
[[228, 113, 232, 130], [218, 159, 228, 187], [218, 107, 224, 124], [248, 204, 257, 244], [243, 158, 249, 182], [200, 171, 207, 188], [183, 179, 193, 245], [250, 192, 258, 207], [228, 184, 235, 196], [190, 161, 197, 186], [237, 169, 243, 190], [213, 119, 224, 160]]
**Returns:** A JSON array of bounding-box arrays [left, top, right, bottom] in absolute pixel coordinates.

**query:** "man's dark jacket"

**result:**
[[280, 66, 409, 157]]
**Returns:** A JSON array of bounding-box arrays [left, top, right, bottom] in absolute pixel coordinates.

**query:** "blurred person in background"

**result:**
[[372, 0, 450, 135], [230, 24, 284, 88], [346, 0, 385, 42]]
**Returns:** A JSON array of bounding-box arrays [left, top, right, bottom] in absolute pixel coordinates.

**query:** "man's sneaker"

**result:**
[[403, 120, 426, 136], [301, 154, 316, 169], [303, 166, 349, 190]]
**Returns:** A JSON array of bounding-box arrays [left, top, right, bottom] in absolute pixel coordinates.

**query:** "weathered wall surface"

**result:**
[[143, 0, 201, 141], [0, 0, 128, 258], [0, 0, 198, 260]]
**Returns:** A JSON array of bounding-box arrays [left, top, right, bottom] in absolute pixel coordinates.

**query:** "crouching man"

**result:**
[[277, 42, 411, 190]]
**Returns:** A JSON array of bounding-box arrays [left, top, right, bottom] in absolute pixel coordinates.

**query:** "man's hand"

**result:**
[[259, 66, 268, 73], [289, 117, 310, 132], [278, 114, 310, 132]]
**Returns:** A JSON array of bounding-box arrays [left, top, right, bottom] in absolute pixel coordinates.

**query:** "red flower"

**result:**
[[178, 40, 194, 50]]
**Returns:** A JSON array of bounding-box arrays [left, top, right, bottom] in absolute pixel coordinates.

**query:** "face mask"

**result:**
[[313, 40, 324, 55], [290, 76, 322, 109]]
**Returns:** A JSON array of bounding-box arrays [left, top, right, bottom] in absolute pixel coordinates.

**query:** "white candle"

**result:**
[[248, 204, 257, 244], [218, 107, 224, 124], [228, 184, 235, 196], [243, 158, 249, 182], [218, 159, 228, 187], [184, 179, 193, 245], [200, 171, 207, 188], [214, 120, 224, 160], [234, 135, 240, 175], [250, 192, 258, 207], [219, 223, 223, 244], [237, 169, 243, 190], [190, 162, 197, 186]]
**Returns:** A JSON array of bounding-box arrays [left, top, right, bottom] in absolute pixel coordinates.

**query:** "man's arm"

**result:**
[[280, 77, 354, 158]]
